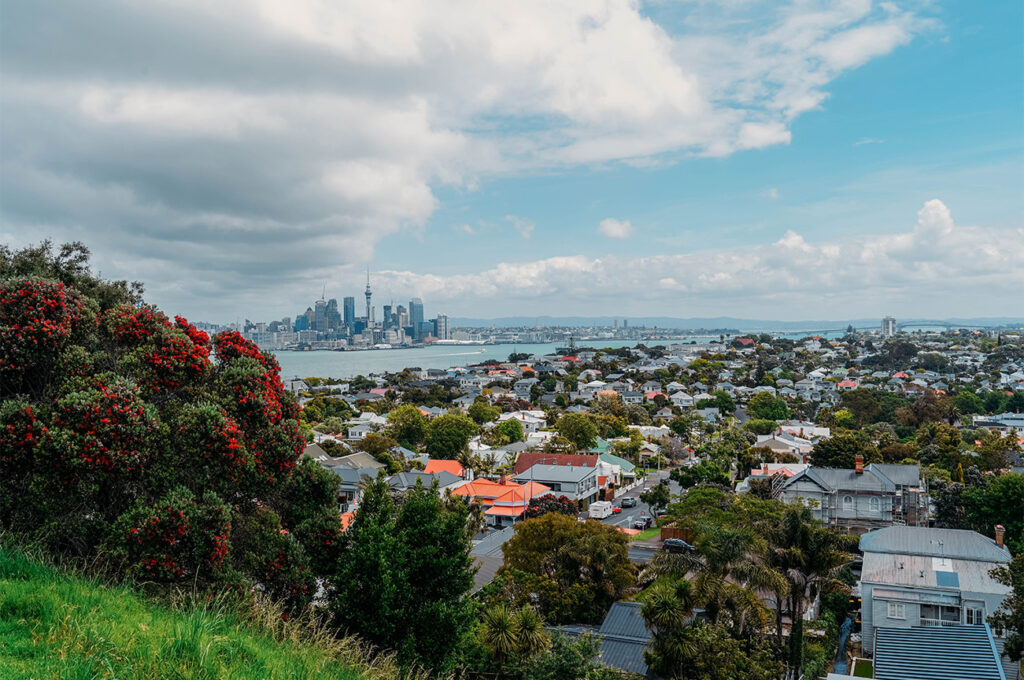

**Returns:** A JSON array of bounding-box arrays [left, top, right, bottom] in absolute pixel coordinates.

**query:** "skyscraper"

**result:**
[[343, 297, 355, 329], [882, 316, 897, 338], [396, 305, 408, 328], [382, 304, 393, 329], [409, 298, 424, 338], [314, 298, 327, 333], [326, 298, 341, 331], [434, 314, 450, 340]]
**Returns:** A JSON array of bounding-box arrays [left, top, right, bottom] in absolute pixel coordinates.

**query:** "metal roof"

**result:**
[[594, 602, 654, 678], [514, 463, 596, 483], [874, 625, 1005, 680], [860, 526, 1011, 563], [862, 552, 1009, 595]]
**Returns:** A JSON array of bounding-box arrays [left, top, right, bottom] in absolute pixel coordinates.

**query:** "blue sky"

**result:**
[[2, 1, 1022, 321]]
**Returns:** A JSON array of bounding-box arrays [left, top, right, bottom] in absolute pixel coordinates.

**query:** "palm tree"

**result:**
[[477, 604, 550, 677], [641, 523, 786, 636], [512, 606, 550, 659], [766, 507, 856, 671], [478, 604, 517, 677]]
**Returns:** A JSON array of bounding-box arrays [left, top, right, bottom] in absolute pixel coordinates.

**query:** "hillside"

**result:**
[[0, 547, 396, 680]]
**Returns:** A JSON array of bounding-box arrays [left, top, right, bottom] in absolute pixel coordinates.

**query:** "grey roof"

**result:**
[[388, 470, 462, 490], [598, 601, 649, 640], [870, 463, 921, 487], [874, 625, 1005, 680], [860, 526, 1011, 563], [329, 466, 380, 485], [514, 463, 595, 483], [332, 451, 386, 470], [783, 463, 920, 494]]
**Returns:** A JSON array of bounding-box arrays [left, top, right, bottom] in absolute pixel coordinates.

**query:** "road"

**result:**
[[588, 472, 682, 565]]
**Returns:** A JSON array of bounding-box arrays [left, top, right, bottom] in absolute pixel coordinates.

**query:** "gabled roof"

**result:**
[[874, 624, 1005, 680], [424, 459, 465, 477], [515, 463, 596, 483], [860, 526, 1010, 563], [512, 452, 598, 475]]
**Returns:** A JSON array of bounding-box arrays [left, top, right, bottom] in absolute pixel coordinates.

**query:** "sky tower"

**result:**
[[364, 268, 373, 324]]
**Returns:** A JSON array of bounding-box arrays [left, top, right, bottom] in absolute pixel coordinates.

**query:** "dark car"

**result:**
[[662, 538, 694, 553], [633, 517, 653, 530], [621, 497, 638, 508]]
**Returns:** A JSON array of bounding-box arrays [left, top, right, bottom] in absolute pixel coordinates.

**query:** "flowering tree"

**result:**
[[0, 242, 331, 606]]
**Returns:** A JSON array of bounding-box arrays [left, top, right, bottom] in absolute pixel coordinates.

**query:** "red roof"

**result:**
[[340, 511, 356, 532], [735, 338, 755, 346], [424, 460, 465, 477], [562, 356, 579, 362], [513, 452, 599, 476], [485, 505, 528, 517]]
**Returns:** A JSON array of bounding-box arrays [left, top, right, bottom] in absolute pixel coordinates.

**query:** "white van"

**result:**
[[589, 500, 613, 519]]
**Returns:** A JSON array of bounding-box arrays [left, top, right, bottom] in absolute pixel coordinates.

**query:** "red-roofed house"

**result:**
[[424, 459, 466, 477], [452, 478, 551, 526], [838, 379, 859, 391]]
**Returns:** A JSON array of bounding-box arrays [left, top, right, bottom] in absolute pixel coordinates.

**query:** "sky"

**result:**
[[1, 0, 1022, 323]]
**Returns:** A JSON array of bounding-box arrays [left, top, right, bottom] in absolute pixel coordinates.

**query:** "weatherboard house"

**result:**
[[859, 525, 1018, 680]]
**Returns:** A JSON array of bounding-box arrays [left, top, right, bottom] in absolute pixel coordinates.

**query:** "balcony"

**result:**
[[920, 617, 962, 627]]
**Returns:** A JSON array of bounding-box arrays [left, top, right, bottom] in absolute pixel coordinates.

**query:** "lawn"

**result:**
[[631, 527, 661, 541], [852, 658, 874, 677], [0, 546, 397, 680]]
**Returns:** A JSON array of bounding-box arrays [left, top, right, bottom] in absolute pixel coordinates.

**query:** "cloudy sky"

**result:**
[[2, 0, 1022, 323]]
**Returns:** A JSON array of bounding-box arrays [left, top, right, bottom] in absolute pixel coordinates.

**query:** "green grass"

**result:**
[[0, 546, 412, 680], [631, 527, 660, 541], [852, 658, 874, 677]]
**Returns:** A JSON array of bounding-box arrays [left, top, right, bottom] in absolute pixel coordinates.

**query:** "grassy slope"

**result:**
[[0, 548, 374, 680]]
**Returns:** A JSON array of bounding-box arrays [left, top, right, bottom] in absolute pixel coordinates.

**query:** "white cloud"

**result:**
[[0, 1, 937, 318], [374, 201, 1024, 317], [454, 224, 475, 234], [764, 187, 780, 200], [598, 218, 635, 238], [854, 137, 885, 145], [507, 215, 535, 239]]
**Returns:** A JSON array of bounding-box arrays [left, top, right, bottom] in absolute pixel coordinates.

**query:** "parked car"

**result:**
[[621, 497, 638, 508], [612, 505, 622, 514], [633, 517, 653, 530], [662, 538, 694, 553]]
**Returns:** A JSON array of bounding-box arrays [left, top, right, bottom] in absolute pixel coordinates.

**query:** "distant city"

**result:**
[[192, 284, 1024, 354]]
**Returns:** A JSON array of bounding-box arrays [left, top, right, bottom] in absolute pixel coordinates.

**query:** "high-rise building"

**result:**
[[382, 304, 393, 330], [409, 298, 424, 338], [314, 298, 327, 333], [882, 316, 897, 338], [343, 297, 356, 330], [434, 314, 450, 340], [396, 305, 409, 328], [326, 298, 341, 331]]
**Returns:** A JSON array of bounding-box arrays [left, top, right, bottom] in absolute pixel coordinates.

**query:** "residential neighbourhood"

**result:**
[[295, 327, 1024, 679]]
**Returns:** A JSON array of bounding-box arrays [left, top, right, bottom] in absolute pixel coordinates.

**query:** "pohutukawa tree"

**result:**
[[0, 242, 336, 609]]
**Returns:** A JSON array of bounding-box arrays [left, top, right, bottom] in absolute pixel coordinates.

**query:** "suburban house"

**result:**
[[450, 477, 550, 527], [777, 460, 927, 534], [387, 470, 467, 495], [513, 463, 600, 507], [859, 525, 1017, 680], [331, 466, 381, 512]]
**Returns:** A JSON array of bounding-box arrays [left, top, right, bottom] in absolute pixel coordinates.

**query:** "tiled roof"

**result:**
[[424, 459, 464, 476]]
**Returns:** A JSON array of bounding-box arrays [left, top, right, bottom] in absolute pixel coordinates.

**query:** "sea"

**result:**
[[273, 330, 847, 380]]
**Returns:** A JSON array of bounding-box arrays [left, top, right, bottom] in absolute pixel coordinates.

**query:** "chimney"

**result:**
[[855, 455, 864, 475], [499, 474, 507, 486], [995, 524, 1005, 548]]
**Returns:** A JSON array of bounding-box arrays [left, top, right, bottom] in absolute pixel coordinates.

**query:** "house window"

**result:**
[[843, 495, 854, 511], [966, 607, 984, 625], [869, 497, 880, 512], [887, 602, 906, 620]]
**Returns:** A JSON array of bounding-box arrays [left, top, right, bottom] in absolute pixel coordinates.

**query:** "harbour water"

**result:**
[[272, 330, 846, 380]]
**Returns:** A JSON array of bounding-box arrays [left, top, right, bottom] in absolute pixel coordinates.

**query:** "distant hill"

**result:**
[[0, 546, 395, 680], [449, 316, 1024, 331]]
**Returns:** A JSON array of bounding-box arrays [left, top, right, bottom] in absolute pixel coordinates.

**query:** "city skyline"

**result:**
[[1, 1, 1022, 322]]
